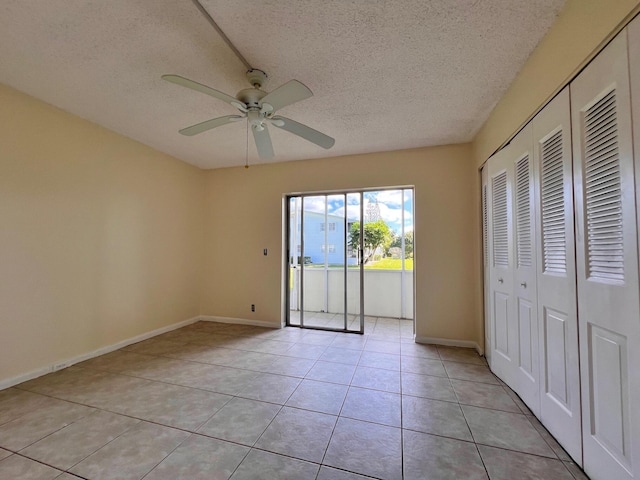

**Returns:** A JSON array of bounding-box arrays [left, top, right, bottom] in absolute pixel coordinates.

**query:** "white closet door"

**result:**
[[631, 0, 640, 284], [532, 87, 582, 463], [482, 166, 491, 365], [629, 13, 640, 478], [487, 145, 516, 385], [572, 30, 640, 480], [509, 125, 540, 415]]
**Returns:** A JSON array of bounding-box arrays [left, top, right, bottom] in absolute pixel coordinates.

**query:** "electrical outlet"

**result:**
[[251, 304, 255, 312]]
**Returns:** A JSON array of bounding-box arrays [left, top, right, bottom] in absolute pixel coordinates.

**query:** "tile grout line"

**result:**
[[441, 343, 492, 480], [3, 322, 570, 479]]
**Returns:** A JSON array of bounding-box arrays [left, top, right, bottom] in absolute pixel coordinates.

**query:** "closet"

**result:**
[[482, 14, 640, 480]]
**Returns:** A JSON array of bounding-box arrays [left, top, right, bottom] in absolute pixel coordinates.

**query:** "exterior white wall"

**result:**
[[293, 268, 414, 319]]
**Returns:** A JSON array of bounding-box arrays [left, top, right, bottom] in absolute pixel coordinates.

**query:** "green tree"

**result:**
[[389, 231, 414, 258], [349, 220, 392, 264]]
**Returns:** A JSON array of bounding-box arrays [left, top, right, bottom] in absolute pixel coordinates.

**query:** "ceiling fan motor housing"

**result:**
[[236, 87, 266, 109]]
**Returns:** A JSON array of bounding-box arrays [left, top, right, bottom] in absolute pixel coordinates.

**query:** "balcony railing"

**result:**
[[290, 267, 414, 319]]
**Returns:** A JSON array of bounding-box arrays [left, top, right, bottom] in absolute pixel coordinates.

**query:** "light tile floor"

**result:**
[[0, 319, 589, 479]]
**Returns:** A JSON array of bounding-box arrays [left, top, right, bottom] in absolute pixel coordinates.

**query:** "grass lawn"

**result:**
[[294, 258, 413, 271], [365, 258, 413, 270]]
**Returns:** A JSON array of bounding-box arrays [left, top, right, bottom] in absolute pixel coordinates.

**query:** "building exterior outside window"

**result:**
[[290, 211, 356, 265]]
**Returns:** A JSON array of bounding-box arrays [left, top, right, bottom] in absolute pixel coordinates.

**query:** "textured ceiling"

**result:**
[[0, 0, 565, 169]]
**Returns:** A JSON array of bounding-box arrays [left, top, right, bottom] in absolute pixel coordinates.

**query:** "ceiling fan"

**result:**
[[162, 69, 335, 159]]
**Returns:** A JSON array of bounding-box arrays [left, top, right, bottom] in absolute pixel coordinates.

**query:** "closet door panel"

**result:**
[[510, 125, 540, 415], [544, 308, 569, 402], [517, 298, 534, 375], [532, 87, 582, 463], [631, 3, 640, 273], [487, 147, 516, 385], [482, 166, 491, 365], [571, 30, 640, 480]]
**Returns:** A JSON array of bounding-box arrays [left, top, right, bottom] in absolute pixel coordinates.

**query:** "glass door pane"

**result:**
[[402, 188, 415, 338], [346, 192, 364, 332], [287, 193, 363, 333], [324, 194, 347, 329], [301, 195, 329, 328], [288, 197, 301, 326]]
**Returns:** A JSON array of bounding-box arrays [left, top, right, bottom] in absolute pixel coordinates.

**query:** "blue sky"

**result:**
[[299, 189, 413, 234]]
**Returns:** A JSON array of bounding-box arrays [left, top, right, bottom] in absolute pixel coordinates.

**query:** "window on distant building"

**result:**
[[320, 222, 336, 232]]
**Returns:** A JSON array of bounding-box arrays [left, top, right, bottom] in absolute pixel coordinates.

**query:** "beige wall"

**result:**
[[0, 84, 205, 383], [473, 0, 640, 166], [201, 144, 482, 344]]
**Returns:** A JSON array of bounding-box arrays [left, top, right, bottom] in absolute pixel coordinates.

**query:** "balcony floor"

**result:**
[[288, 311, 414, 338]]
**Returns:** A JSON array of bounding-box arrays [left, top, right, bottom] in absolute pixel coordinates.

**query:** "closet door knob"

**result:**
[[498, 278, 504, 284], [520, 282, 527, 288]]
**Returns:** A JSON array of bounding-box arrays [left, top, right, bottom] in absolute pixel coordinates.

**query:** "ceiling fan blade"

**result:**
[[261, 80, 313, 112], [252, 124, 274, 159], [178, 115, 244, 136], [162, 74, 239, 105], [271, 116, 335, 149]]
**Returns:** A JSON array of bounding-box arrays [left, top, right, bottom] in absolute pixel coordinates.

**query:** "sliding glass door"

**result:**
[[287, 187, 415, 334], [287, 192, 364, 333]]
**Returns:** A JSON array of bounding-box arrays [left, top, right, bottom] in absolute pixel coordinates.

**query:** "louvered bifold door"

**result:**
[[509, 125, 541, 416], [487, 145, 517, 386], [571, 29, 640, 480], [482, 166, 492, 365], [627, 12, 640, 479], [532, 87, 582, 464]]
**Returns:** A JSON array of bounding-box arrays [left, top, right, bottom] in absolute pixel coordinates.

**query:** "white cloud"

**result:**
[[375, 190, 404, 207], [377, 203, 413, 224], [332, 204, 362, 221], [299, 196, 327, 214]]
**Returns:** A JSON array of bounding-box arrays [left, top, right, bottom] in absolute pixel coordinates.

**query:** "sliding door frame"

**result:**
[[285, 186, 415, 334], [285, 191, 364, 333]]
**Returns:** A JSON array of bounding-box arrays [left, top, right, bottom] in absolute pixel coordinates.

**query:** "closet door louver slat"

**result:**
[[516, 156, 532, 268], [483, 184, 489, 265], [492, 172, 508, 267], [541, 130, 567, 274], [583, 89, 624, 282]]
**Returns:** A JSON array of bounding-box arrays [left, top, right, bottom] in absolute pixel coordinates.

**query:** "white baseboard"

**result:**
[[415, 336, 484, 356], [0, 316, 201, 391], [199, 315, 281, 329]]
